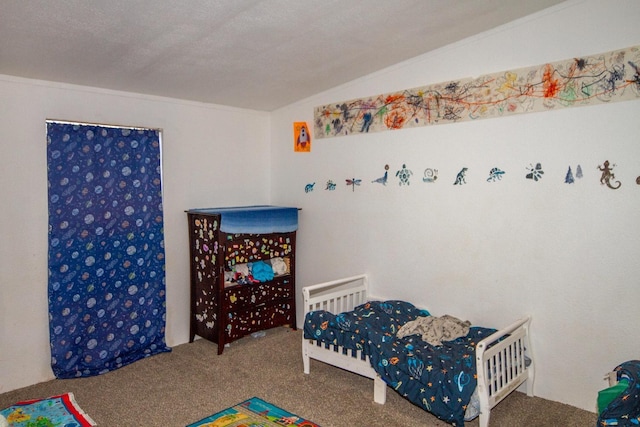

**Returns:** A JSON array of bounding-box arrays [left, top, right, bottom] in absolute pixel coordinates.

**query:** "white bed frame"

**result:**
[[302, 274, 535, 427]]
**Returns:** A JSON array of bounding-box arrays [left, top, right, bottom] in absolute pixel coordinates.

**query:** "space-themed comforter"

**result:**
[[303, 300, 496, 426]]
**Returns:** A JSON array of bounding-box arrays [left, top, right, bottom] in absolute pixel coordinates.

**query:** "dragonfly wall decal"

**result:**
[[346, 178, 362, 192]]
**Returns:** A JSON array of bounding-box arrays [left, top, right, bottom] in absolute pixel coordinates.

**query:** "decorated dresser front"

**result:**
[[187, 206, 298, 354]]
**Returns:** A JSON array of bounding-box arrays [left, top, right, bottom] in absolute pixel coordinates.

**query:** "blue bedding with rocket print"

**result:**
[[304, 301, 495, 426]]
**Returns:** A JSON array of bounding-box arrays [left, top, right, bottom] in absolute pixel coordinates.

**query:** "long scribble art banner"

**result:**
[[314, 45, 640, 139]]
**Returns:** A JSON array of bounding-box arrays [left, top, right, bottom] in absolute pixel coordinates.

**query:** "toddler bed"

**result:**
[[302, 274, 534, 427]]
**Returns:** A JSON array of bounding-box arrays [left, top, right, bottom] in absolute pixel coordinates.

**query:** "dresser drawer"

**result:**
[[225, 301, 294, 340], [224, 277, 293, 312]]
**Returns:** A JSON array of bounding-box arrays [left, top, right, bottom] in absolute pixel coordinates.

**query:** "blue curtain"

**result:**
[[47, 121, 170, 379]]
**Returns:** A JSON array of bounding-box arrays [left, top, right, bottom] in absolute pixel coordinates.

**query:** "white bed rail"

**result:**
[[302, 274, 388, 404], [303, 274, 369, 314], [475, 316, 535, 427]]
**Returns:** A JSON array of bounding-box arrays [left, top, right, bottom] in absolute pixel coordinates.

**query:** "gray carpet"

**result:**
[[0, 327, 596, 426]]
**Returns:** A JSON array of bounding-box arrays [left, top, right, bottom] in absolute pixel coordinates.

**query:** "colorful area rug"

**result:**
[[187, 397, 319, 427], [0, 392, 96, 426]]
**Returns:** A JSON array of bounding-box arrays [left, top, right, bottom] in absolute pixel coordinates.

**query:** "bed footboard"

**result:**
[[302, 274, 387, 404], [475, 316, 535, 427]]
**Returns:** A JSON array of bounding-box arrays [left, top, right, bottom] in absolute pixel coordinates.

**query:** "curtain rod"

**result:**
[[46, 118, 162, 132]]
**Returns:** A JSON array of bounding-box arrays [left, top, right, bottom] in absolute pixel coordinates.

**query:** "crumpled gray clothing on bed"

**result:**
[[397, 314, 471, 346]]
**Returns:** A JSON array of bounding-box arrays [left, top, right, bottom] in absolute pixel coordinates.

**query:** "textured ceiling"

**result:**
[[0, 0, 566, 111]]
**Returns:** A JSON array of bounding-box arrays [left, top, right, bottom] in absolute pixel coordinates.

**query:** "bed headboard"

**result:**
[[303, 274, 368, 315]]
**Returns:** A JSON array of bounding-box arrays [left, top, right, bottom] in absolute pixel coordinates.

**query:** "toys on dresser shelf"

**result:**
[[226, 257, 288, 286]]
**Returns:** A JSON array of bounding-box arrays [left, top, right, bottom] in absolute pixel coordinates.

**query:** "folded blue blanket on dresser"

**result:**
[[190, 205, 298, 234]]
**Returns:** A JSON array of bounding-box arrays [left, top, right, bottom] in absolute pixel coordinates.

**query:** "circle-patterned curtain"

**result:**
[[47, 121, 170, 378]]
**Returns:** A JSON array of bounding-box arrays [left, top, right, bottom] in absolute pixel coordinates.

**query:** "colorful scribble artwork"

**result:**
[[314, 45, 640, 138], [294, 122, 311, 152], [598, 160, 621, 189]]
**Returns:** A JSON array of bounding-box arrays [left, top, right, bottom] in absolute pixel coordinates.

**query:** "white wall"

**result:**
[[271, 0, 640, 412], [0, 76, 271, 392]]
